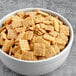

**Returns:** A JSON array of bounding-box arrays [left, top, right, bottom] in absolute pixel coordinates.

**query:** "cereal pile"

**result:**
[[0, 9, 70, 61]]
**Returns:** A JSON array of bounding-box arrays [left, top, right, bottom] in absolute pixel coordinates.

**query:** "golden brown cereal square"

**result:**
[[2, 39, 14, 52], [3, 16, 12, 25], [36, 24, 46, 33], [7, 29, 17, 39], [34, 15, 44, 23], [12, 20, 23, 28], [45, 46, 55, 58], [21, 51, 34, 60], [49, 31, 59, 37], [14, 52, 21, 59], [15, 26, 26, 33], [22, 31, 33, 40], [40, 24, 54, 31], [17, 11, 25, 18], [34, 43, 46, 56], [24, 17, 34, 27], [0, 37, 5, 45], [16, 32, 25, 41], [52, 44, 60, 54], [60, 25, 69, 36], [43, 33, 55, 42], [35, 9, 49, 17], [57, 44, 65, 50], [19, 40, 30, 51], [54, 19, 59, 32]]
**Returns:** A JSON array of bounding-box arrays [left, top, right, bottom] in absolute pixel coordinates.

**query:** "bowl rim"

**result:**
[[0, 8, 74, 63]]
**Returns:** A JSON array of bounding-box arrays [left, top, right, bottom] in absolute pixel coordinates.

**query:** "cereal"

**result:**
[[36, 24, 46, 34], [2, 39, 14, 53], [34, 15, 44, 23], [12, 20, 23, 28], [36, 9, 49, 17], [43, 33, 55, 42], [0, 26, 6, 33], [60, 25, 69, 36], [14, 52, 21, 59], [3, 16, 12, 25], [21, 51, 34, 60], [45, 46, 55, 58], [49, 31, 59, 37], [16, 31, 25, 41], [7, 28, 17, 39], [22, 31, 33, 40], [54, 19, 59, 32], [40, 23, 54, 31], [52, 44, 60, 54], [15, 26, 26, 33], [19, 40, 30, 52], [17, 11, 25, 18], [0, 9, 70, 61], [24, 17, 34, 27], [34, 43, 46, 56]]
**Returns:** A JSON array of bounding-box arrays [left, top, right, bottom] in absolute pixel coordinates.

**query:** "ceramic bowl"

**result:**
[[0, 8, 74, 76]]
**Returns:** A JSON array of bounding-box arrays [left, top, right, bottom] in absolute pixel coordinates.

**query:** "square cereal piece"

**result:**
[[17, 11, 25, 18], [2, 39, 14, 53], [57, 44, 65, 50], [34, 43, 46, 56], [3, 16, 12, 25], [58, 33, 68, 43], [12, 15, 23, 21], [52, 44, 60, 54], [25, 11, 37, 17], [36, 24, 46, 34], [12, 20, 23, 28], [45, 46, 55, 58], [7, 28, 17, 39], [34, 27, 43, 36], [15, 26, 26, 33], [54, 19, 59, 32], [21, 51, 34, 60], [34, 15, 44, 23], [43, 20, 52, 25], [49, 31, 59, 37], [40, 24, 54, 31], [24, 17, 34, 27], [35, 9, 49, 17], [14, 52, 21, 59], [16, 31, 25, 41], [60, 25, 70, 36], [32, 36, 50, 46], [22, 31, 33, 40], [19, 40, 30, 52], [43, 33, 55, 42], [55, 37, 66, 45]]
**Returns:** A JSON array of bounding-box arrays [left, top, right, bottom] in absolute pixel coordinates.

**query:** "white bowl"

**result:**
[[0, 8, 74, 76]]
